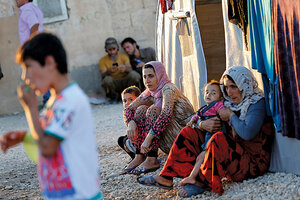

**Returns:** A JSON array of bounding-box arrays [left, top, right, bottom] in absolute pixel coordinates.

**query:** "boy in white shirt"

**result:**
[[0, 33, 102, 199]]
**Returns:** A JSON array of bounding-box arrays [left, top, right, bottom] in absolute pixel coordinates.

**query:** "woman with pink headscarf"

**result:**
[[121, 61, 194, 175]]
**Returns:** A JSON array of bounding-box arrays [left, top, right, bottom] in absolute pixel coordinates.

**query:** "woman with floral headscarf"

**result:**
[[121, 61, 194, 175], [137, 66, 274, 197]]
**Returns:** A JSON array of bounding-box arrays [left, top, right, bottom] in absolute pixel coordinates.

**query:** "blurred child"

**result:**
[[118, 86, 141, 160], [181, 80, 226, 186], [0, 33, 102, 199]]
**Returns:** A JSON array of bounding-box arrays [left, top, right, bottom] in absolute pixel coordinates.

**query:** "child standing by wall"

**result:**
[[0, 33, 102, 199]]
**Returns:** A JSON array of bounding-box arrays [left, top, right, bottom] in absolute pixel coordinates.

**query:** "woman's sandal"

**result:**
[[131, 166, 160, 175], [177, 184, 210, 198], [137, 175, 173, 189], [119, 167, 135, 175]]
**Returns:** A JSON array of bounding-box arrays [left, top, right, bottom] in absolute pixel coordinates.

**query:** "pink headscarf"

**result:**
[[141, 61, 171, 108]]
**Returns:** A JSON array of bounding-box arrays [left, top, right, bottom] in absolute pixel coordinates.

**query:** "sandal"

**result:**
[[178, 184, 210, 198], [137, 175, 173, 189], [120, 166, 135, 175], [131, 166, 160, 175]]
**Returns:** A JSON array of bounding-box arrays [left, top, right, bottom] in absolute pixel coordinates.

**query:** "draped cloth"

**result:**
[[160, 0, 174, 14], [227, 0, 250, 50], [248, 0, 282, 131], [272, 0, 300, 139]]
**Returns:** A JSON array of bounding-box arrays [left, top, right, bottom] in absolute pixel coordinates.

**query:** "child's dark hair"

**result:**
[[121, 86, 141, 97], [16, 33, 68, 74], [205, 80, 221, 88], [203, 80, 222, 95], [28, 0, 33, 2], [121, 37, 139, 49]]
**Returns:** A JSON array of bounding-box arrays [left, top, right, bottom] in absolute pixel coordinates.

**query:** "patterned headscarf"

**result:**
[[141, 61, 171, 108], [220, 66, 263, 120]]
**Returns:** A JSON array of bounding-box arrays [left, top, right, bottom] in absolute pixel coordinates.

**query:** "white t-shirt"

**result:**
[[38, 83, 102, 199]]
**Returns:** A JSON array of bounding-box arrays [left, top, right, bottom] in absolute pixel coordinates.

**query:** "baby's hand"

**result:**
[[186, 119, 195, 128], [0, 131, 26, 153], [231, 127, 237, 141]]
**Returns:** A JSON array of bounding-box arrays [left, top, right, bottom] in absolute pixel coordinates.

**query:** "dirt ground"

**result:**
[[0, 103, 300, 200]]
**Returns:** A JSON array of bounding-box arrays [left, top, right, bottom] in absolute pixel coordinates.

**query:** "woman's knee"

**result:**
[[134, 105, 148, 119], [181, 126, 194, 134], [146, 105, 161, 119], [178, 126, 199, 141]]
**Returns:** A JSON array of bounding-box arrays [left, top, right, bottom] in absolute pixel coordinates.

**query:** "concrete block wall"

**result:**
[[0, 0, 157, 115]]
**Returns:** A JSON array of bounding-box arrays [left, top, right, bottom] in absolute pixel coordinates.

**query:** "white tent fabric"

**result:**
[[222, 0, 251, 69], [222, 0, 300, 175], [269, 133, 300, 175], [156, 0, 207, 110], [221, 0, 263, 89]]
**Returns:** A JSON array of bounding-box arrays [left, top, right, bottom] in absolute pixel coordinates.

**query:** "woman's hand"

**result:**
[[127, 121, 138, 143], [218, 108, 234, 122], [17, 83, 38, 109], [200, 117, 222, 133], [141, 134, 154, 154]]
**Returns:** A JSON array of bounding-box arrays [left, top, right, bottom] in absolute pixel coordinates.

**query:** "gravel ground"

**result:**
[[0, 103, 300, 200]]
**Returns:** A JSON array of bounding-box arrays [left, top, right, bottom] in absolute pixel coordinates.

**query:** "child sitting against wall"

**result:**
[[118, 86, 141, 160]]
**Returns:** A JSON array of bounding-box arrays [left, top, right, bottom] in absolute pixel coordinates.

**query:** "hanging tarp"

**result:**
[[272, 0, 300, 139], [222, 0, 251, 68], [269, 0, 300, 175], [248, 0, 282, 131], [156, 0, 207, 110]]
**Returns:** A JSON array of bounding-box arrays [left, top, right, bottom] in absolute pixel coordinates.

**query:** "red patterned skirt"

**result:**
[[160, 120, 274, 194]]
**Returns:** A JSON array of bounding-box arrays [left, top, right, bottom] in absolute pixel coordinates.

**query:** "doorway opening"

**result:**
[[195, 0, 226, 82]]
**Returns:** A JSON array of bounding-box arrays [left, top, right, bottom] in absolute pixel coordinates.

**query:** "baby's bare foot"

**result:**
[[179, 176, 197, 186], [153, 175, 173, 187]]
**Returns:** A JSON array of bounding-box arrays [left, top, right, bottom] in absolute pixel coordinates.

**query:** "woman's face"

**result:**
[[143, 68, 158, 91], [224, 78, 242, 104]]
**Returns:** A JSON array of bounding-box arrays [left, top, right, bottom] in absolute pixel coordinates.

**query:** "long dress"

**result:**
[[124, 83, 195, 154], [160, 103, 274, 194]]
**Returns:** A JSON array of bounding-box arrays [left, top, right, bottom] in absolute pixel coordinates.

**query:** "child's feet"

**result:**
[[152, 175, 173, 188], [180, 176, 207, 188], [179, 176, 197, 186]]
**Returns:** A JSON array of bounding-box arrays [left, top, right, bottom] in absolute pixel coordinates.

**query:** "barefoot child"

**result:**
[[0, 33, 102, 199], [118, 86, 141, 160], [180, 80, 226, 187]]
